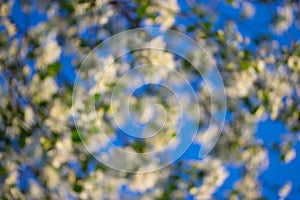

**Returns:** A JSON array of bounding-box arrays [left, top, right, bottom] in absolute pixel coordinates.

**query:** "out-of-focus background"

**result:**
[[0, 0, 300, 199]]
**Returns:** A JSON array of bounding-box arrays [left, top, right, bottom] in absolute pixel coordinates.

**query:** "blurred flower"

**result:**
[[284, 148, 296, 164], [279, 181, 292, 200], [272, 6, 293, 35], [241, 2, 255, 18], [36, 38, 61, 71]]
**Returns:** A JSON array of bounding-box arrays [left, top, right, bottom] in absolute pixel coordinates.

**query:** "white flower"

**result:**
[[284, 148, 296, 164], [228, 69, 256, 98], [135, 37, 176, 80], [257, 60, 265, 72], [129, 173, 158, 192], [23, 65, 31, 76], [241, 2, 255, 18], [279, 181, 292, 200], [43, 166, 59, 189], [5, 170, 18, 185], [4, 20, 16, 36], [234, 175, 261, 199], [144, 0, 179, 28], [29, 180, 43, 199], [0, 3, 12, 17], [273, 6, 293, 35], [24, 106, 35, 126], [50, 137, 72, 168], [287, 55, 300, 70], [45, 99, 69, 133], [190, 158, 229, 199], [36, 38, 61, 71], [242, 147, 269, 171], [30, 75, 58, 102], [40, 76, 58, 102]]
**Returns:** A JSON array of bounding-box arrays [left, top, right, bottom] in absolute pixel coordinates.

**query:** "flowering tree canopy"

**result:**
[[0, 0, 300, 199]]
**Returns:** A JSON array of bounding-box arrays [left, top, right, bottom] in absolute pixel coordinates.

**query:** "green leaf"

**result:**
[[132, 140, 146, 153], [136, 0, 150, 18], [73, 183, 83, 193], [203, 22, 212, 30], [72, 130, 81, 142], [171, 132, 176, 138], [94, 93, 100, 102], [187, 25, 196, 32], [60, 1, 75, 13], [0, 164, 6, 178], [48, 62, 62, 77]]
